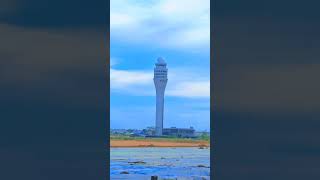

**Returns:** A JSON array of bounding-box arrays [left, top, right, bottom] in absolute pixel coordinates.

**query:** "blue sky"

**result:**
[[110, 0, 210, 131]]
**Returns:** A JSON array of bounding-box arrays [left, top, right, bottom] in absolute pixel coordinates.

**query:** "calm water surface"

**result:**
[[110, 147, 210, 180]]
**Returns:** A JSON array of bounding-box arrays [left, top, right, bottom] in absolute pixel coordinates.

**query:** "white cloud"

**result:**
[[110, 66, 210, 98], [166, 81, 210, 98], [110, 0, 210, 51], [110, 69, 152, 88], [110, 13, 135, 27], [110, 58, 120, 67]]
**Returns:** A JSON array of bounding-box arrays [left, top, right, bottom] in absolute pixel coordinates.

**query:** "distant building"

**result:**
[[110, 129, 127, 135], [129, 130, 146, 137], [163, 127, 195, 138], [143, 127, 155, 136]]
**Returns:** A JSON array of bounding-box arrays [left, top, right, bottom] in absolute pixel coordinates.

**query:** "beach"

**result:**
[[111, 147, 210, 180], [110, 139, 210, 148]]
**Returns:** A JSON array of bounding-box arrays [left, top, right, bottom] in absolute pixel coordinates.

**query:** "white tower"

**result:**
[[153, 57, 168, 136]]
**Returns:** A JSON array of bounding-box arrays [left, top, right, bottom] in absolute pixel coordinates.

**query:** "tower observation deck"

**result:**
[[153, 57, 168, 136]]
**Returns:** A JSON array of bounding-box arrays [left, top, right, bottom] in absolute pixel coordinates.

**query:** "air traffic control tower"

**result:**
[[153, 57, 168, 136]]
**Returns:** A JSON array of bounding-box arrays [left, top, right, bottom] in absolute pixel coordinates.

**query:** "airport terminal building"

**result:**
[[163, 127, 195, 138]]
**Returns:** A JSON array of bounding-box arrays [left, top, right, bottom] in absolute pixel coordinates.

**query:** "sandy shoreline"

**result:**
[[110, 139, 210, 148]]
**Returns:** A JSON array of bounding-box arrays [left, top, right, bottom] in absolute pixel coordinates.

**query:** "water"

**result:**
[[110, 147, 210, 180]]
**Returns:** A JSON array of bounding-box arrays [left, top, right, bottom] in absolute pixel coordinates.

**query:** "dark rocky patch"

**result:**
[[128, 160, 146, 165]]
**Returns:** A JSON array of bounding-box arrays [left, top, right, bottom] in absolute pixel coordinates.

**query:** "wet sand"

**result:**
[[110, 139, 209, 147], [111, 147, 210, 179]]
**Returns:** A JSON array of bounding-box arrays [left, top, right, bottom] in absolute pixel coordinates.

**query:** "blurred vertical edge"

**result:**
[[213, 0, 320, 179], [210, 0, 215, 178], [0, 0, 109, 179]]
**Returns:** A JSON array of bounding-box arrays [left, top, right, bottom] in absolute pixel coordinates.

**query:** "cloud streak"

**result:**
[[110, 69, 152, 88], [110, 66, 210, 98], [110, 0, 210, 51]]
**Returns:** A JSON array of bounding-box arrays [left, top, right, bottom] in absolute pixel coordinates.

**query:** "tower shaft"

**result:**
[[155, 91, 165, 135], [153, 57, 168, 136]]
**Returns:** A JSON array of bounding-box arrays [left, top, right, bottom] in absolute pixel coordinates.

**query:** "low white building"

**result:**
[[163, 127, 195, 138]]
